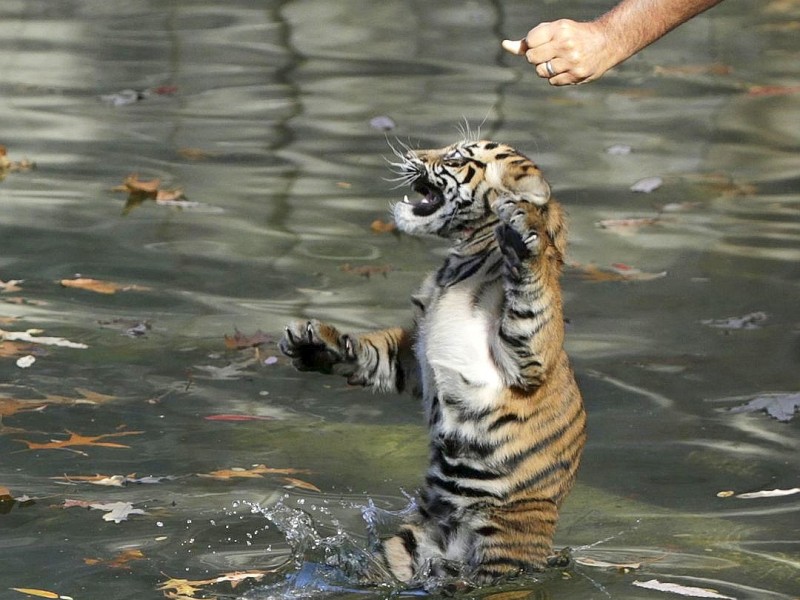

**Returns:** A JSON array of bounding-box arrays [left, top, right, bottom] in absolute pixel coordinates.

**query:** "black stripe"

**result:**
[[425, 474, 503, 499], [397, 528, 418, 557], [463, 164, 477, 184], [487, 412, 528, 431], [498, 327, 528, 349], [433, 448, 503, 480]]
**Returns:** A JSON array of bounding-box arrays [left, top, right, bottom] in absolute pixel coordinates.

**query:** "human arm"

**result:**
[[502, 0, 725, 85]]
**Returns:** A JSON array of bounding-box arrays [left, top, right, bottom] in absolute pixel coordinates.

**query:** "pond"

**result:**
[[1, 1, 798, 599]]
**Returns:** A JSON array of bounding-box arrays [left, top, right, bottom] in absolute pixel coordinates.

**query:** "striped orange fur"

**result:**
[[280, 139, 585, 585]]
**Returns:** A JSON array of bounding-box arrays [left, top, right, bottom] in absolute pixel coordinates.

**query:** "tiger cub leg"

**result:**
[[472, 498, 560, 582], [380, 522, 443, 583], [279, 320, 411, 393]]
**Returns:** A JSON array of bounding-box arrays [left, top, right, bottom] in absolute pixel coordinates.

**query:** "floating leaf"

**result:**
[[15, 429, 143, 452], [654, 63, 732, 76], [369, 115, 396, 131], [340, 263, 394, 278], [571, 262, 667, 282], [0, 328, 87, 349], [630, 176, 663, 193], [204, 414, 274, 422], [194, 359, 256, 380], [728, 392, 800, 422], [157, 571, 268, 597], [596, 216, 660, 234], [0, 145, 36, 177], [198, 464, 310, 480], [178, 147, 216, 161], [736, 487, 800, 499], [63, 499, 148, 523], [575, 556, 642, 570], [281, 477, 322, 492], [223, 328, 271, 350], [605, 144, 632, 155], [746, 84, 800, 97], [701, 311, 767, 330], [370, 219, 397, 233], [113, 173, 188, 214], [632, 579, 734, 599], [60, 277, 150, 295], [84, 549, 145, 569], [0, 388, 114, 419], [15, 355, 35, 369], [0, 279, 23, 293], [10, 589, 65, 599]]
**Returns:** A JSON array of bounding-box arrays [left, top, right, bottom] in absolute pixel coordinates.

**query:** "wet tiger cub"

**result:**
[[279, 140, 586, 584]]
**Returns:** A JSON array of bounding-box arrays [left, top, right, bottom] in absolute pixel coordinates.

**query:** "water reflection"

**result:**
[[1, 0, 798, 599]]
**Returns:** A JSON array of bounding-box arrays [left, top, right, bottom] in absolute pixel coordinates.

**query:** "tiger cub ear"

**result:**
[[486, 160, 551, 206]]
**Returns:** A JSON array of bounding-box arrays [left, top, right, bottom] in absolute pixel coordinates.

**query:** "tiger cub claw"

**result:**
[[279, 319, 356, 373], [493, 197, 544, 277]]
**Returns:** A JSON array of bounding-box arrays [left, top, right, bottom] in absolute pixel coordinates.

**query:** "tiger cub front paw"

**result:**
[[279, 319, 357, 374], [493, 198, 545, 276]]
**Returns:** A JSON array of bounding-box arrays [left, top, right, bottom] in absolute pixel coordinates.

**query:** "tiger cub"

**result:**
[[279, 139, 586, 584]]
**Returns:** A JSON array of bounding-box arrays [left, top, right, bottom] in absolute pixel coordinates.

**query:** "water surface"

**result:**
[[1, 1, 798, 599]]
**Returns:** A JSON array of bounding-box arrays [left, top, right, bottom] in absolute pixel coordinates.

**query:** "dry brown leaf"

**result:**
[[15, 429, 143, 451], [654, 63, 732, 76], [0, 145, 36, 177], [0, 388, 115, 419], [158, 571, 268, 597], [570, 262, 667, 283], [370, 219, 396, 233], [84, 548, 145, 569], [9, 589, 61, 599], [114, 174, 161, 194], [596, 217, 660, 234], [60, 277, 150, 295], [747, 84, 800, 97], [198, 464, 310, 481], [340, 263, 394, 278], [281, 477, 321, 492], [0, 341, 37, 358], [0, 279, 23, 293], [223, 329, 271, 350], [178, 147, 216, 160]]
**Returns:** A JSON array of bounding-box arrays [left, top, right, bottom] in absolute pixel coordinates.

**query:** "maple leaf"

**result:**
[[60, 277, 150, 295], [157, 571, 268, 598], [15, 429, 143, 452], [198, 464, 311, 481]]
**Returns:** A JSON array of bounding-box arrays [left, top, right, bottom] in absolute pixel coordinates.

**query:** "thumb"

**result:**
[[501, 39, 528, 55]]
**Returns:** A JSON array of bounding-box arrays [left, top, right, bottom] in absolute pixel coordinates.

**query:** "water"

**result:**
[[1, 1, 798, 598]]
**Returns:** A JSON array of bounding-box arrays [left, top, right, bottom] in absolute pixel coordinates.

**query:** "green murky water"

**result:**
[[1, 1, 798, 599]]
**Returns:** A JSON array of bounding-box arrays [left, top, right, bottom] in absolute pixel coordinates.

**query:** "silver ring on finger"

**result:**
[[544, 60, 556, 78]]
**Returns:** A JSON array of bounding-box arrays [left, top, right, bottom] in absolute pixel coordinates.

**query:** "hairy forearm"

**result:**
[[598, 0, 725, 66]]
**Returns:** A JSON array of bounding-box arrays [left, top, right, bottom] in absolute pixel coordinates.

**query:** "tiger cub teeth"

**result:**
[[403, 194, 411, 204]]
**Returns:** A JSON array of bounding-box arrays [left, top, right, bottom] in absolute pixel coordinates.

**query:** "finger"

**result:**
[[501, 39, 527, 55], [524, 22, 554, 49]]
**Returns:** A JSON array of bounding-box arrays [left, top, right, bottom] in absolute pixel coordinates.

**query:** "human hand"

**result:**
[[502, 19, 619, 86]]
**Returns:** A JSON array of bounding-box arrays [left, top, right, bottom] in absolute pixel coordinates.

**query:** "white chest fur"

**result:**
[[416, 279, 505, 421]]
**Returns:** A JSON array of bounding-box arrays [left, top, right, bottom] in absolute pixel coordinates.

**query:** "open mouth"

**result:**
[[403, 179, 445, 217]]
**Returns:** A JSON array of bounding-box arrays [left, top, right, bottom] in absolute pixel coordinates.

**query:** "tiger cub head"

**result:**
[[391, 140, 551, 238]]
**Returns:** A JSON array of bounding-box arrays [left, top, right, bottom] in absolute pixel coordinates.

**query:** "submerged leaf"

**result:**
[[10, 589, 62, 599]]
